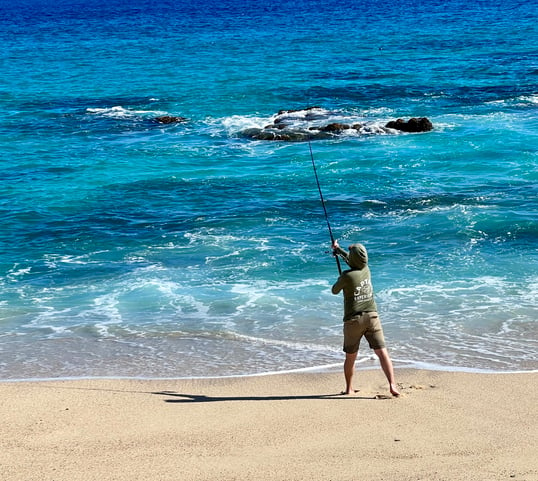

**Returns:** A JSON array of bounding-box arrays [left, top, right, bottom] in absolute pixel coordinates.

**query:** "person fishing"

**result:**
[[331, 240, 400, 397], [307, 135, 398, 396]]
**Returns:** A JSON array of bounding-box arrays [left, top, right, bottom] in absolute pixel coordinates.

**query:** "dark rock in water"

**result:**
[[240, 109, 433, 142], [153, 115, 187, 124], [264, 123, 287, 130], [385, 117, 433, 133], [241, 127, 316, 142], [319, 123, 351, 132]]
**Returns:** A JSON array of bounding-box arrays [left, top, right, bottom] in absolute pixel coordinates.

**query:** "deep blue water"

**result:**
[[0, 0, 537, 380]]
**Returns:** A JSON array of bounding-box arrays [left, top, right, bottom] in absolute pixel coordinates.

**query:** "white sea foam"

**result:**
[[486, 94, 538, 107], [219, 114, 273, 133], [86, 106, 166, 119], [211, 329, 337, 354], [6, 265, 32, 279]]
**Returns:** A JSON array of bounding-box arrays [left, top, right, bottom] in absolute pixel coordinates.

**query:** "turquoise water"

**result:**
[[1, 0, 537, 379]]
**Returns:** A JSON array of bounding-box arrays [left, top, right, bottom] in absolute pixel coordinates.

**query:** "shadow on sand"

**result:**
[[151, 391, 393, 403]]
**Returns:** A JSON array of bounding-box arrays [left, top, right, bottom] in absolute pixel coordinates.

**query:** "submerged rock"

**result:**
[[153, 115, 187, 124]]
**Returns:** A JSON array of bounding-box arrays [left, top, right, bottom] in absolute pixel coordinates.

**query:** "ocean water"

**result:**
[[0, 0, 537, 380]]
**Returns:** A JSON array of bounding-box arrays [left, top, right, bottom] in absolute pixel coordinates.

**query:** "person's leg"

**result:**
[[343, 351, 358, 394], [374, 347, 400, 396]]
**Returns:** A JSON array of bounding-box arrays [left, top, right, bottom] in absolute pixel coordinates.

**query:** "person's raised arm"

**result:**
[[332, 239, 348, 262]]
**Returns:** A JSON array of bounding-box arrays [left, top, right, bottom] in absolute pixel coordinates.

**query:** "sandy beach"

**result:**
[[1, 369, 536, 481]]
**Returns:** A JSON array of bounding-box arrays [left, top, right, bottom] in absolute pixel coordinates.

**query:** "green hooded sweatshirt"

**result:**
[[331, 244, 377, 321]]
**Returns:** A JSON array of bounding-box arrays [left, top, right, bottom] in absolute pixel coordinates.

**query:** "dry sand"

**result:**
[[1, 369, 537, 481]]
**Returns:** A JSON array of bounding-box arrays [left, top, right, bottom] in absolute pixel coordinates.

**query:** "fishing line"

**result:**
[[307, 135, 342, 274]]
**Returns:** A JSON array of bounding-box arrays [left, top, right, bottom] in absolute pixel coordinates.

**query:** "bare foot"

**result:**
[[340, 389, 360, 396], [390, 383, 400, 397]]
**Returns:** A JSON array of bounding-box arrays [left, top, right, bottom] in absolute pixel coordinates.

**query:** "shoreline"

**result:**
[[2, 369, 537, 481], [1, 361, 537, 384]]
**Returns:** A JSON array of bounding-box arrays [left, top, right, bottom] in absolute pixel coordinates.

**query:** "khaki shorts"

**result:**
[[343, 311, 386, 353]]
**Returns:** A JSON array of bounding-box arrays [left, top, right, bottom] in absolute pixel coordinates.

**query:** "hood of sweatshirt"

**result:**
[[347, 243, 368, 269]]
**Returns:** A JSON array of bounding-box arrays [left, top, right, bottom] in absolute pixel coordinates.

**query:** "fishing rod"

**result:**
[[307, 137, 342, 275]]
